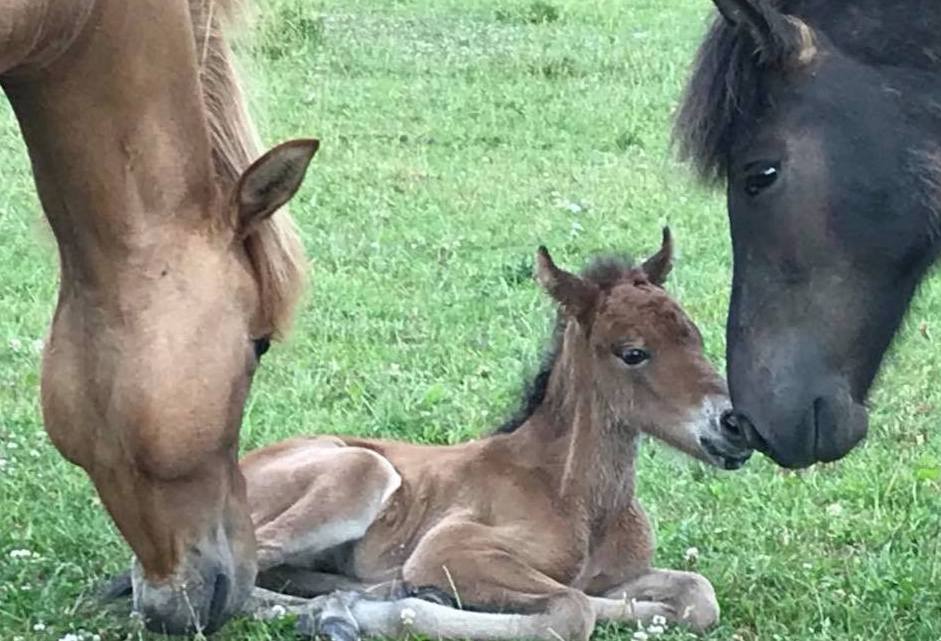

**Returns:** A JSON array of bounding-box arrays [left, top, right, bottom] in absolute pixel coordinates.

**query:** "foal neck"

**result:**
[[516, 320, 639, 521]]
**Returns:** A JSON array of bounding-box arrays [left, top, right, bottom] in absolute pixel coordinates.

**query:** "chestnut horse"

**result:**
[[1, 0, 316, 633], [242, 231, 752, 641]]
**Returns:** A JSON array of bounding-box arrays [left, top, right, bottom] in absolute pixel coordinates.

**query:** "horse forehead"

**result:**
[[114, 233, 254, 303]]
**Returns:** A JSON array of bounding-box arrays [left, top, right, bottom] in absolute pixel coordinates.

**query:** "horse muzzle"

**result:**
[[132, 525, 256, 635], [726, 380, 868, 469]]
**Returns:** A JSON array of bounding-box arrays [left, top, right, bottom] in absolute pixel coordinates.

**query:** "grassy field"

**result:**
[[2, 0, 941, 639]]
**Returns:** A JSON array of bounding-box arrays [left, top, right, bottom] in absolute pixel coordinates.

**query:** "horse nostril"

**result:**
[[728, 411, 771, 453], [205, 571, 231, 634]]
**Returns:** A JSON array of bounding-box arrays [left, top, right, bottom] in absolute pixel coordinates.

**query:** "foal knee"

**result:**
[[675, 573, 719, 633], [542, 591, 595, 641]]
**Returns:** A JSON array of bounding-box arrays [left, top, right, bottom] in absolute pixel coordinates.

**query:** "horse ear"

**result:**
[[234, 139, 319, 235], [641, 227, 673, 286], [535, 247, 599, 322], [712, 0, 817, 67]]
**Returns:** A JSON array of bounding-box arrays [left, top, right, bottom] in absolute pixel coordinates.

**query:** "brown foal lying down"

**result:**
[[242, 229, 753, 640]]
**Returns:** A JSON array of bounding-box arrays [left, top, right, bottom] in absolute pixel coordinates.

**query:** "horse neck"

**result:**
[[2, 0, 218, 292], [519, 320, 638, 522]]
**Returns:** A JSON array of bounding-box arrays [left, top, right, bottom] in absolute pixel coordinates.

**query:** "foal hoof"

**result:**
[[295, 612, 317, 638], [318, 617, 361, 641], [408, 585, 458, 608]]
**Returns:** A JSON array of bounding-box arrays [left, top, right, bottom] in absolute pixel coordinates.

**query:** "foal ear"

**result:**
[[535, 247, 599, 321], [234, 139, 319, 235], [641, 227, 673, 286], [712, 0, 817, 67]]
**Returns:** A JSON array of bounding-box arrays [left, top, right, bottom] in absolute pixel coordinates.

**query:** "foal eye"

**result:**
[[253, 337, 271, 360], [744, 162, 779, 196], [618, 347, 650, 367]]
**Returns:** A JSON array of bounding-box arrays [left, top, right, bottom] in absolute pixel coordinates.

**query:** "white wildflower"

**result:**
[[269, 604, 286, 619], [9, 337, 22, 352], [10, 549, 32, 559], [632, 632, 648, 641], [59, 634, 81, 641], [400, 607, 417, 627], [651, 615, 667, 627], [33, 622, 47, 631], [684, 547, 700, 563], [646, 624, 665, 635]]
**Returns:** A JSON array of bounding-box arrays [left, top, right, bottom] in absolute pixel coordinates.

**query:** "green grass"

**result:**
[[2, 0, 941, 639]]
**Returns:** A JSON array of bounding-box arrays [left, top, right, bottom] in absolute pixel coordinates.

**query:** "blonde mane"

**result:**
[[189, 0, 306, 337]]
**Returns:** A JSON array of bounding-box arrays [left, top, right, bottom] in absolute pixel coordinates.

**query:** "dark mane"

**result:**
[[494, 254, 635, 435], [673, 13, 761, 184], [674, 2, 941, 185]]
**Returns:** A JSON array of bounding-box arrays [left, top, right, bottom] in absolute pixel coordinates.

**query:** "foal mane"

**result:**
[[189, 0, 306, 337], [495, 254, 635, 435]]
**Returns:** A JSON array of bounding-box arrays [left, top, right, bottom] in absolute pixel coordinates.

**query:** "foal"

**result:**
[[243, 229, 752, 640]]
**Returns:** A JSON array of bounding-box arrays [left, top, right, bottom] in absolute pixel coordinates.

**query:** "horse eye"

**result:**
[[619, 347, 650, 367], [744, 163, 779, 196], [253, 337, 271, 360]]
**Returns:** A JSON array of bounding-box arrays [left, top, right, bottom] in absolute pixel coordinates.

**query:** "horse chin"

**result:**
[[130, 528, 256, 635]]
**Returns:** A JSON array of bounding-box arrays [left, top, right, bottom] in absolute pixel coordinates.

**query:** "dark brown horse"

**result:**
[[675, 0, 941, 467], [241, 232, 752, 641], [2, 0, 316, 633]]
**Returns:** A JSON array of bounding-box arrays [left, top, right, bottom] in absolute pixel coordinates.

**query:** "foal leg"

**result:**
[[590, 568, 720, 633], [301, 519, 596, 641], [255, 567, 379, 597], [299, 591, 592, 641], [241, 437, 400, 591]]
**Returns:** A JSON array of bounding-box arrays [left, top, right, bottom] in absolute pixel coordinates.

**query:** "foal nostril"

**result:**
[[720, 410, 743, 439]]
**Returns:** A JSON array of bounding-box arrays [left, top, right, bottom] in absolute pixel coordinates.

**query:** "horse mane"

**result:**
[[672, 13, 763, 185], [674, 2, 941, 185], [189, 0, 306, 338], [495, 254, 636, 435]]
